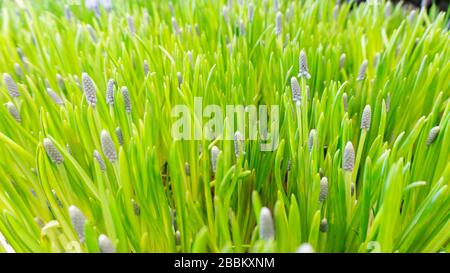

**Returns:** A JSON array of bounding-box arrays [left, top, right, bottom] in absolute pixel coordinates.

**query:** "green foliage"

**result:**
[[0, 0, 449, 253]]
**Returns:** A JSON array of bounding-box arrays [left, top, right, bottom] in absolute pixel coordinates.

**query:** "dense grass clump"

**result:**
[[0, 0, 449, 253]]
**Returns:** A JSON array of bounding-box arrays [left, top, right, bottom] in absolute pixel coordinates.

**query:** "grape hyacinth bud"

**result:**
[[106, 79, 115, 105], [3, 73, 20, 97], [177, 72, 183, 87], [333, 5, 339, 20], [385, 93, 391, 112], [426, 126, 440, 146], [211, 146, 220, 173], [290, 77, 301, 102], [132, 199, 140, 216], [17, 47, 24, 60], [222, 6, 229, 24], [186, 24, 193, 34], [170, 208, 177, 231], [52, 189, 63, 208], [385, 2, 392, 17], [195, 24, 200, 36], [34, 217, 45, 228], [187, 51, 194, 69], [115, 127, 124, 145], [64, 5, 72, 21], [86, 24, 97, 43], [143, 60, 149, 76], [98, 234, 115, 253], [357, 60, 368, 81], [175, 230, 181, 246], [5, 102, 21, 122], [102, 0, 112, 12], [298, 50, 311, 79], [275, 11, 282, 36], [186, 24, 192, 35], [296, 243, 314, 253], [22, 57, 29, 72], [69, 205, 86, 242], [259, 207, 274, 240], [143, 9, 150, 23], [82, 72, 97, 107], [47, 88, 65, 106], [248, 3, 255, 23], [286, 6, 292, 22], [421, 0, 431, 8], [343, 141, 355, 172], [395, 46, 401, 57], [121, 86, 131, 114], [56, 74, 65, 90], [227, 0, 233, 9], [43, 138, 64, 164], [85, 0, 98, 10], [234, 131, 245, 157], [168, 2, 175, 16], [172, 17, 181, 35], [262, 0, 269, 12], [308, 129, 317, 152], [101, 130, 117, 163], [319, 168, 325, 178], [93, 4, 101, 18], [373, 53, 380, 68], [339, 53, 346, 69], [320, 218, 328, 232], [319, 177, 328, 202], [360, 105, 371, 131], [14, 63, 22, 79], [240, 19, 245, 36], [342, 92, 348, 112], [93, 150, 106, 171], [44, 79, 51, 89], [127, 14, 136, 35], [227, 42, 233, 55], [323, 144, 329, 155], [408, 10, 416, 25], [273, 0, 279, 11], [413, 38, 420, 50]]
